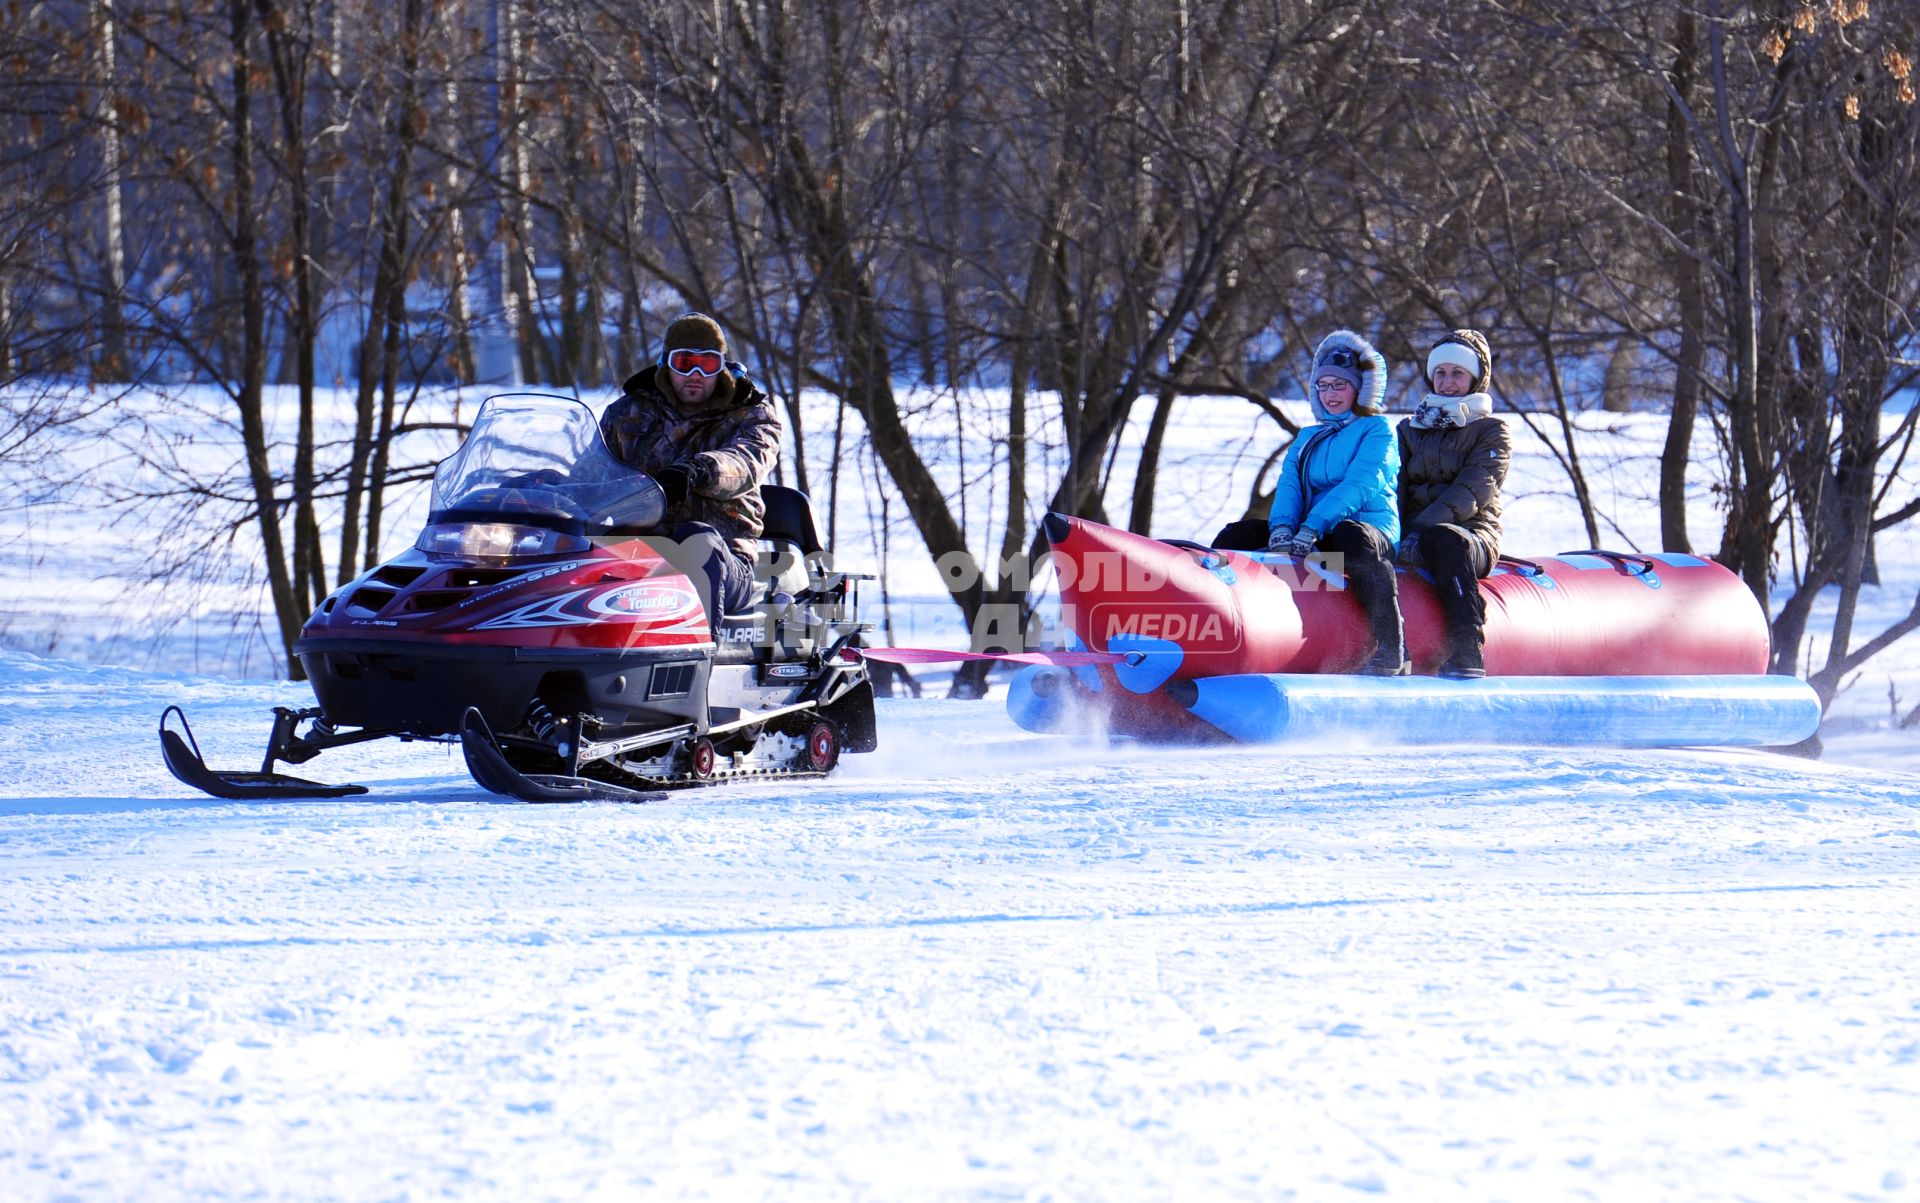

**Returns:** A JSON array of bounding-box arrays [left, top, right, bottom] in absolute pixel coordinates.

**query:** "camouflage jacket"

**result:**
[[599, 364, 784, 560]]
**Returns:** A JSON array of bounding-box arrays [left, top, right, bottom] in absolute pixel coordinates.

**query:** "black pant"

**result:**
[[1318, 520, 1404, 650], [1213, 516, 1403, 642], [1412, 523, 1490, 648], [1212, 516, 1403, 652], [653, 522, 756, 625], [1211, 517, 1270, 551]]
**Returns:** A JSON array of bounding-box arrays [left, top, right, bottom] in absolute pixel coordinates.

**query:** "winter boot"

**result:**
[[1437, 632, 1485, 679], [1353, 560, 1411, 675], [1360, 620, 1411, 677], [1361, 644, 1411, 676], [1436, 574, 1486, 679]]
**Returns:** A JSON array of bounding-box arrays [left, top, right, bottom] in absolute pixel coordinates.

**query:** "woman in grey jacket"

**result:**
[[1396, 329, 1513, 678]]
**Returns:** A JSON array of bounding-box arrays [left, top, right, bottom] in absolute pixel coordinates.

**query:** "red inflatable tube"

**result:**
[[1042, 513, 1770, 679]]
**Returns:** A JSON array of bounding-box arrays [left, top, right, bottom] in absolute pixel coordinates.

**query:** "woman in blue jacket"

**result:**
[[1267, 329, 1408, 675]]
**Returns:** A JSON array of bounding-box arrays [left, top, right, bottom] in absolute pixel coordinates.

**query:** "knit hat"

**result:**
[[1313, 352, 1363, 395], [1308, 329, 1387, 421], [1424, 329, 1492, 393], [661, 311, 727, 358]]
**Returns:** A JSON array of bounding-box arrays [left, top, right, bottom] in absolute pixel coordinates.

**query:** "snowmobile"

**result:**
[[159, 393, 877, 802]]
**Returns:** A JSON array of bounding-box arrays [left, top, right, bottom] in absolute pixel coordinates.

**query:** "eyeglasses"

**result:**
[[1315, 379, 1355, 393], [665, 348, 725, 377]]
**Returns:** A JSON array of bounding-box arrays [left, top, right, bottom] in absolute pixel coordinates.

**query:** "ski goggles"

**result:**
[[664, 348, 726, 377]]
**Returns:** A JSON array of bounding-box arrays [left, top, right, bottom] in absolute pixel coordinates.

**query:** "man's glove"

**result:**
[[1266, 525, 1296, 554], [651, 459, 708, 508], [1396, 533, 1425, 568]]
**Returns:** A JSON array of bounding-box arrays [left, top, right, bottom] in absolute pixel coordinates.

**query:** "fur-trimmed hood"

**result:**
[[1309, 329, 1388, 423], [1425, 329, 1494, 394]]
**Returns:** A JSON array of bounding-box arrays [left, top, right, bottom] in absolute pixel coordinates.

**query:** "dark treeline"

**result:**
[[2, 0, 1918, 710]]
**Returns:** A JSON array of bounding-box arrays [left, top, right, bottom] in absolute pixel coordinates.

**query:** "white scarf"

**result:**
[[1410, 392, 1494, 430]]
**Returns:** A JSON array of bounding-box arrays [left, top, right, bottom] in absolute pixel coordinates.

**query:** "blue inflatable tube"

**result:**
[[1169, 672, 1821, 748], [1008, 665, 1077, 734]]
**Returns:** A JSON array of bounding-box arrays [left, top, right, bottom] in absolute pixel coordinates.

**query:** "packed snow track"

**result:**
[[3, 653, 1919, 1199]]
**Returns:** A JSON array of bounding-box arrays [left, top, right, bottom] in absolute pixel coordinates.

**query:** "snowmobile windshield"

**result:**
[[423, 394, 667, 542]]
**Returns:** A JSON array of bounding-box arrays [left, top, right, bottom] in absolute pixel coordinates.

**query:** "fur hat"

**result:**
[[661, 311, 727, 357], [1424, 329, 1493, 393], [653, 311, 737, 409], [1309, 329, 1387, 421]]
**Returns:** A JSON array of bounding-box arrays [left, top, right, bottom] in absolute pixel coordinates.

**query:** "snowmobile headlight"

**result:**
[[415, 522, 588, 558]]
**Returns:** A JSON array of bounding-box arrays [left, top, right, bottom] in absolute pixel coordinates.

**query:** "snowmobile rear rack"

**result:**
[[159, 705, 373, 800]]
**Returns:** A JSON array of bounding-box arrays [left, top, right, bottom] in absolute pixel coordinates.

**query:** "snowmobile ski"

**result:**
[[159, 706, 368, 800], [459, 708, 666, 803]]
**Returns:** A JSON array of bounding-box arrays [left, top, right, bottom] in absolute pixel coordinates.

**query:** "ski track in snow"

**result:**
[[4, 655, 1920, 1200]]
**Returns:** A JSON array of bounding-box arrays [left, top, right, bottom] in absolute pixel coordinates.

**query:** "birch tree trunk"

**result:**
[[92, 0, 127, 379]]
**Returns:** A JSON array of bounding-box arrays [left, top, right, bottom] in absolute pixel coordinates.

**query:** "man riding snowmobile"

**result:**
[[158, 314, 877, 803], [600, 312, 783, 627]]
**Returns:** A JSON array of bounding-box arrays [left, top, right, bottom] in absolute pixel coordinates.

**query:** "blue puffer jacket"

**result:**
[[1269, 414, 1401, 544]]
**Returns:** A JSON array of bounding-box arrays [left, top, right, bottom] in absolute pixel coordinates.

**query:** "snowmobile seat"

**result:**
[[756, 484, 826, 600], [726, 485, 842, 658], [760, 485, 823, 556]]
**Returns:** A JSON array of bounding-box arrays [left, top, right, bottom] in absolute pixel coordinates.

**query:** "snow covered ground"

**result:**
[[3, 653, 1919, 1200], [3, 383, 1920, 1199]]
